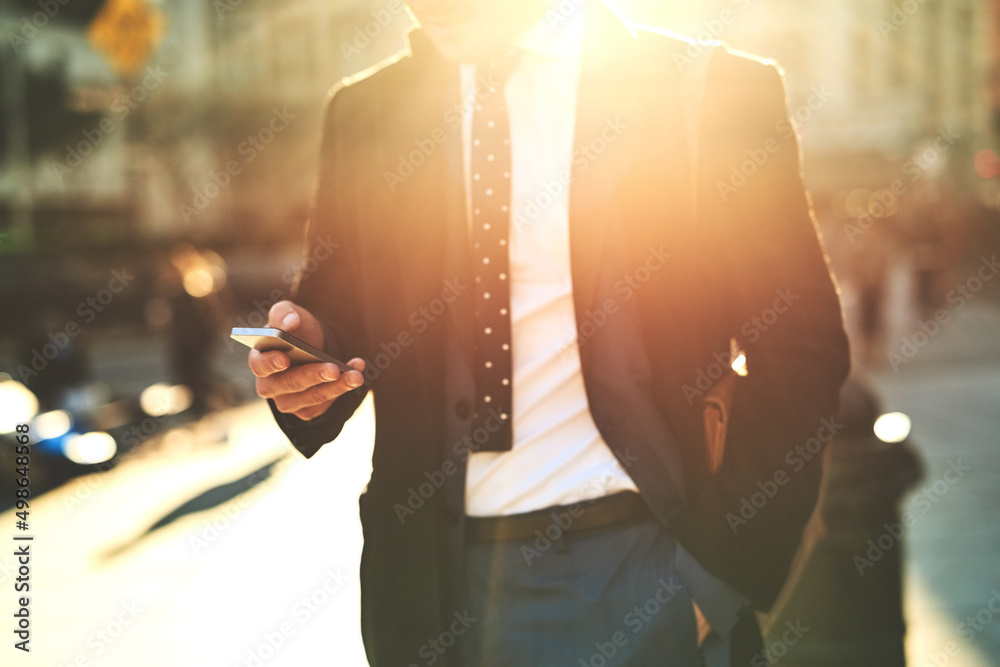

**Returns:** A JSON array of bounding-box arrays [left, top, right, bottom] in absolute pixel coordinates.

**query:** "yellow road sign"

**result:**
[[88, 0, 165, 78]]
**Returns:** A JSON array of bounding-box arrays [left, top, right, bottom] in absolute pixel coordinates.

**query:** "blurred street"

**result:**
[[0, 391, 375, 667]]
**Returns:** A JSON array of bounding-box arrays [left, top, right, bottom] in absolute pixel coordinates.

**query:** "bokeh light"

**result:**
[[0, 380, 40, 434], [873, 412, 912, 443], [32, 410, 73, 441], [64, 431, 118, 465], [140, 383, 194, 417], [974, 149, 1000, 179], [183, 267, 217, 298]]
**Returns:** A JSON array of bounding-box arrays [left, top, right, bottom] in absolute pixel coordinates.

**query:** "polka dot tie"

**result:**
[[471, 58, 514, 452]]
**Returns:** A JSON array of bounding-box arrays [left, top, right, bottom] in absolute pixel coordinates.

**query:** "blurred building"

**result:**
[[1, 0, 117, 251], [621, 0, 998, 349], [627, 0, 994, 204], [193, 0, 410, 239], [0, 0, 410, 253], [0, 0, 996, 253]]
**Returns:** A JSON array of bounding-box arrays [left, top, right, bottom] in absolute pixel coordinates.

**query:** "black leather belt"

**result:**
[[465, 491, 653, 542]]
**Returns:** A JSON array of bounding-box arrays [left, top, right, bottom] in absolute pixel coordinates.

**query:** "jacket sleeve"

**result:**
[[669, 51, 851, 609], [268, 83, 370, 459]]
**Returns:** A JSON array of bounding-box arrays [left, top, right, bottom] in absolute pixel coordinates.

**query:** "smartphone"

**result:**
[[230, 327, 353, 372]]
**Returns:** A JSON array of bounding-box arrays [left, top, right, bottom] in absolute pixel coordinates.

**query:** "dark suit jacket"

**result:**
[[271, 7, 850, 665]]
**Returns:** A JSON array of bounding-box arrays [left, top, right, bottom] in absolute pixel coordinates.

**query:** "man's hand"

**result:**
[[249, 301, 366, 421]]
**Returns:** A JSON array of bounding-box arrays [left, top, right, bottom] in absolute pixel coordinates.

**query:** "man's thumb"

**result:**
[[269, 300, 301, 332]]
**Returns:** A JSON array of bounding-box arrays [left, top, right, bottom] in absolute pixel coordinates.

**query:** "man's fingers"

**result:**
[[256, 362, 341, 397], [248, 349, 290, 378], [292, 399, 337, 422], [270, 375, 361, 415], [247, 300, 357, 420], [253, 351, 367, 420]]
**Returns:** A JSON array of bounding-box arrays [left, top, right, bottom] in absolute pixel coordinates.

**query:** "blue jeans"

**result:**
[[461, 517, 703, 666]]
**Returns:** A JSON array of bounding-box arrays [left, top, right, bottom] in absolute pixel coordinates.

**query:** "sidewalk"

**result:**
[[2, 398, 376, 667], [869, 302, 1000, 667]]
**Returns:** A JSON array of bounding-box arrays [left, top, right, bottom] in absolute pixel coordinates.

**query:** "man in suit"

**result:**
[[249, 0, 850, 664]]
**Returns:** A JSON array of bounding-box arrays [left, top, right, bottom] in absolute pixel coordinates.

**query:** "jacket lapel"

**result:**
[[384, 33, 468, 389], [568, 8, 644, 323], [569, 8, 695, 337]]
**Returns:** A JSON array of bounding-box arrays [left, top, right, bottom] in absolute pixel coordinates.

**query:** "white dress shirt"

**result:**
[[462, 6, 639, 517]]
